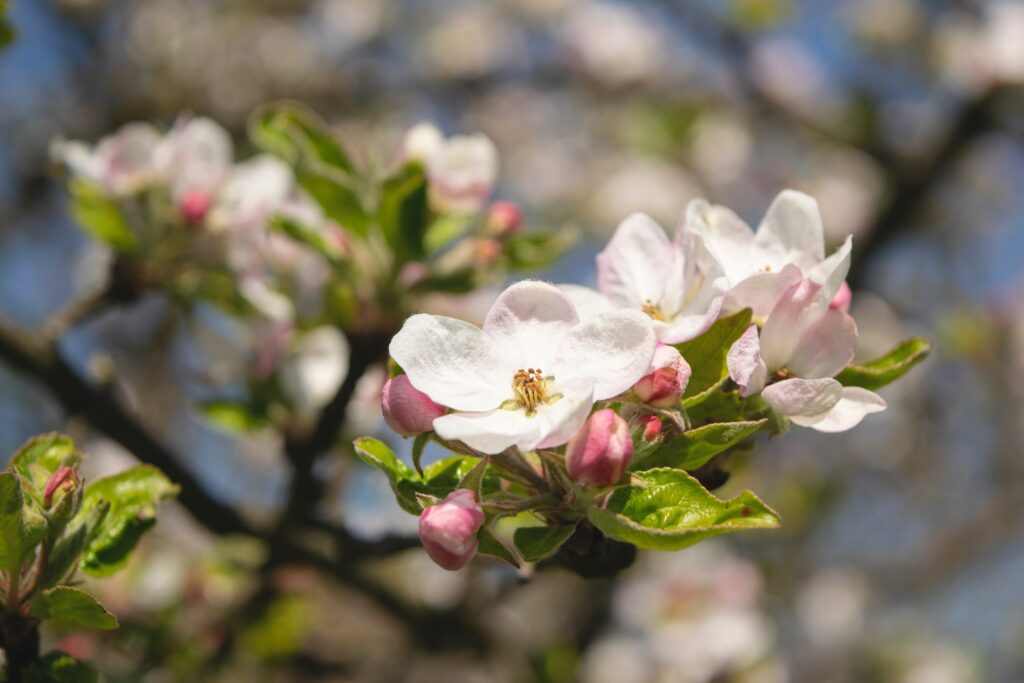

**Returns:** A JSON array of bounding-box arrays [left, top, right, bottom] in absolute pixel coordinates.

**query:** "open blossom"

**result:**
[[566, 409, 633, 487], [418, 489, 486, 571], [152, 116, 233, 216], [399, 122, 498, 214], [381, 375, 446, 437], [686, 190, 852, 318], [570, 214, 724, 344], [726, 278, 885, 432], [633, 344, 691, 408], [389, 280, 656, 454], [51, 122, 162, 196], [280, 326, 349, 417]]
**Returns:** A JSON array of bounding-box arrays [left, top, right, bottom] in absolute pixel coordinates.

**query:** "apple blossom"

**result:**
[[398, 122, 499, 214], [686, 190, 852, 318], [590, 213, 724, 344], [566, 409, 634, 487], [152, 115, 233, 208], [633, 344, 691, 408], [726, 278, 886, 432], [418, 489, 486, 571], [381, 375, 447, 437], [485, 200, 523, 238], [830, 281, 852, 312], [52, 122, 162, 196], [389, 280, 656, 454], [280, 326, 349, 417], [640, 415, 662, 442]]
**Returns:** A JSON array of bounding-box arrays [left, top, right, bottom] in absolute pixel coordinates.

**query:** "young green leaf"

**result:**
[[836, 337, 931, 391], [25, 652, 98, 683], [68, 180, 137, 252], [503, 230, 575, 272], [76, 466, 178, 577], [477, 529, 519, 568], [0, 472, 47, 572], [30, 586, 118, 630], [249, 102, 355, 174], [513, 524, 576, 563], [631, 420, 766, 472], [379, 163, 429, 264], [270, 215, 347, 267], [587, 468, 779, 551], [353, 437, 422, 514], [201, 401, 270, 433], [297, 168, 371, 236], [8, 433, 81, 505], [675, 308, 752, 397]]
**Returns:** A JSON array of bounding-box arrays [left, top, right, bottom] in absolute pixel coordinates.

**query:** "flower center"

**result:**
[[642, 299, 666, 321], [508, 368, 560, 416], [774, 367, 790, 380]]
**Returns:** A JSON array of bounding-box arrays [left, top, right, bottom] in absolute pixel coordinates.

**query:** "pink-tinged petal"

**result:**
[[483, 280, 579, 365], [557, 284, 616, 320], [551, 309, 656, 400], [806, 235, 852, 301], [419, 489, 485, 571], [597, 213, 675, 309], [792, 387, 886, 432], [634, 344, 691, 407], [685, 199, 759, 286], [787, 309, 858, 379], [381, 375, 447, 437], [727, 326, 768, 396], [655, 295, 724, 344], [566, 409, 633, 487], [389, 314, 510, 412], [762, 378, 842, 419], [722, 264, 804, 319], [759, 278, 828, 372], [754, 189, 825, 262], [830, 281, 852, 312]]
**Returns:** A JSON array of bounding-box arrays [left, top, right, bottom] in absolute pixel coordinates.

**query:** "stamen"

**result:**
[[512, 367, 552, 416], [642, 299, 666, 321]]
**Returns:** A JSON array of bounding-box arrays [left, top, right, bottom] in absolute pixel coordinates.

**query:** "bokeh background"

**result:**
[[2, 0, 1024, 681]]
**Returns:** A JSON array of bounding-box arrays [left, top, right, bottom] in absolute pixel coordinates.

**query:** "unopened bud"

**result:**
[[381, 375, 446, 437], [830, 281, 852, 313], [566, 409, 633, 487], [485, 201, 522, 238], [180, 189, 210, 225], [472, 238, 503, 267], [418, 489, 485, 571], [633, 344, 691, 408], [641, 415, 662, 442], [43, 467, 79, 509]]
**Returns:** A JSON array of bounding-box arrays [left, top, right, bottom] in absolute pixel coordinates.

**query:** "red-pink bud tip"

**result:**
[[641, 415, 662, 442], [566, 409, 633, 488], [485, 201, 523, 238], [634, 344, 691, 408], [180, 189, 210, 225], [381, 375, 446, 437], [43, 466, 79, 507], [418, 489, 485, 571]]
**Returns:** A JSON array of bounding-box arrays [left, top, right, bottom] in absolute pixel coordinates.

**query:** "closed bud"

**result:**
[[566, 409, 633, 487], [633, 344, 691, 408], [641, 415, 662, 442], [381, 375, 446, 437], [485, 201, 523, 238], [43, 467, 80, 509], [180, 188, 210, 225], [830, 281, 852, 312], [418, 489, 485, 571]]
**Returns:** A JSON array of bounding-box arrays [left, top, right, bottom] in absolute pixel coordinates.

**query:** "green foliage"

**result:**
[[0, 472, 47, 572], [24, 652, 98, 683], [513, 525, 576, 562], [270, 216, 347, 267], [379, 162, 430, 264], [477, 529, 519, 567], [9, 434, 81, 505], [29, 586, 118, 630], [68, 180, 137, 252], [587, 468, 779, 551], [239, 595, 315, 661], [632, 420, 766, 472], [77, 465, 179, 577], [201, 401, 270, 433], [675, 309, 752, 397], [836, 337, 931, 391], [503, 231, 575, 272]]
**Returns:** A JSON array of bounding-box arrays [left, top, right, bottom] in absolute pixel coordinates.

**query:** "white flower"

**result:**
[[586, 213, 724, 344], [52, 122, 162, 196], [726, 278, 885, 432], [207, 155, 296, 232], [398, 122, 498, 214], [281, 326, 350, 417], [686, 190, 852, 318], [389, 281, 656, 454], [152, 115, 233, 200]]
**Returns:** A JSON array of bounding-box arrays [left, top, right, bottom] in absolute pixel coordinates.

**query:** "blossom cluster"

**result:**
[[369, 190, 928, 571]]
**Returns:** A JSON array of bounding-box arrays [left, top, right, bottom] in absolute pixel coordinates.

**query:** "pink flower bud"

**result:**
[[180, 188, 211, 225], [473, 238, 503, 267], [485, 201, 523, 238], [566, 409, 633, 487], [633, 344, 691, 408], [830, 281, 852, 312], [641, 415, 662, 442], [381, 375, 446, 437], [418, 489, 485, 571], [43, 466, 79, 508]]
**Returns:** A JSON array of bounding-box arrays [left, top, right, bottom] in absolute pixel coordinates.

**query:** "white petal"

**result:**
[[483, 280, 579, 366], [686, 199, 759, 286], [727, 326, 768, 396], [597, 213, 675, 308], [754, 189, 825, 263], [759, 278, 828, 371], [551, 309, 656, 400], [557, 284, 616, 320], [281, 327, 349, 413], [806, 235, 852, 302], [794, 387, 887, 432], [389, 314, 510, 411], [762, 378, 842, 419], [723, 264, 804, 319], [654, 297, 723, 344], [787, 309, 858, 379]]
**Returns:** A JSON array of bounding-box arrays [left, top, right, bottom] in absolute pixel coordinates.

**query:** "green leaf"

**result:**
[[477, 529, 519, 567], [0, 472, 47, 572], [379, 163, 429, 263], [676, 308, 752, 397], [297, 169, 371, 236], [68, 180, 136, 252], [249, 102, 355, 174], [503, 230, 574, 272], [201, 401, 270, 433], [8, 433, 81, 504], [423, 214, 472, 254], [77, 466, 179, 577], [513, 524, 576, 563], [411, 433, 430, 477], [30, 586, 118, 629], [353, 437, 421, 514], [632, 420, 766, 472], [835, 337, 931, 391], [25, 652, 98, 683], [457, 455, 490, 496], [409, 268, 480, 294], [39, 504, 107, 589], [587, 468, 779, 551], [270, 216, 347, 267]]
